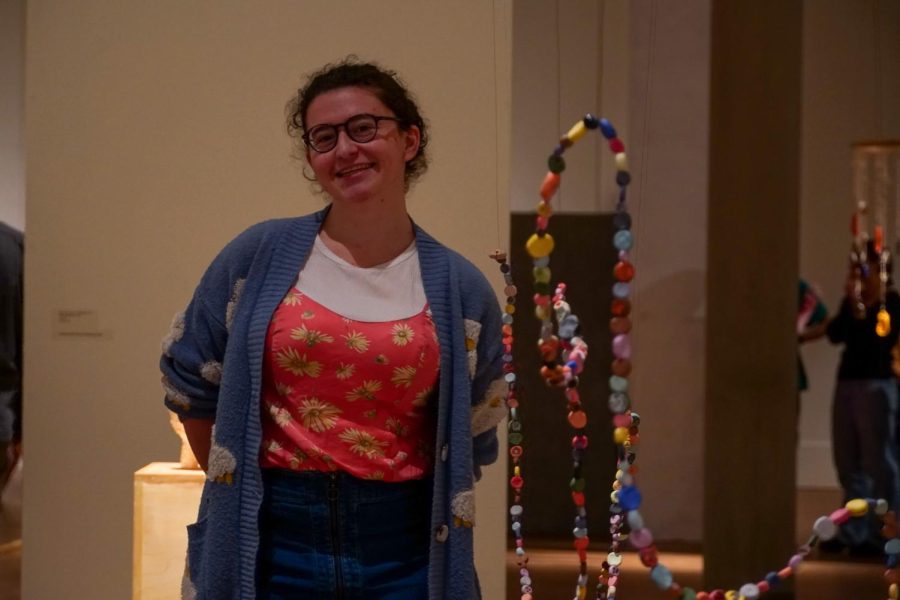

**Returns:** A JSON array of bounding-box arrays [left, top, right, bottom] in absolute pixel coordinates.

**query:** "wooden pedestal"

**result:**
[[133, 462, 204, 600]]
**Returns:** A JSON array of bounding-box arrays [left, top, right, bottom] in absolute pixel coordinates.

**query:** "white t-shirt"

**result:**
[[294, 235, 427, 322]]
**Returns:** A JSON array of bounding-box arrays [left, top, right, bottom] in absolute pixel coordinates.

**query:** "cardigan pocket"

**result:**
[[183, 514, 208, 599]]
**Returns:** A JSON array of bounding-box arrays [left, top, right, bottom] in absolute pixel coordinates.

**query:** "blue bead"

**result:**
[[612, 282, 631, 299], [612, 211, 632, 230], [613, 230, 633, 251], [583, 114, 600, 129], [765, 572, 780, 587], [566, 360, 579, 371], [618, 485, 642, 510], [553, 144, 565, 157], [616, 171, 631, 186], [649, 564, 673, 590], [609, 375, 629, 392], [885, 538, 900, 554], [599, 118, 617, 139], [575, 516, 587, 528], [533, 256, 550, 267], [608, 392, 630, 413], [888, 554, 898, 568]]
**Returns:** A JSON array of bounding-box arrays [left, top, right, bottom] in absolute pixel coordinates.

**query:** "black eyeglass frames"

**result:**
[[303, 114, 403, 153]]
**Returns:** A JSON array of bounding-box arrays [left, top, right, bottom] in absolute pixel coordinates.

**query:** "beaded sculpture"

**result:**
[[498, 114, 900, 600]]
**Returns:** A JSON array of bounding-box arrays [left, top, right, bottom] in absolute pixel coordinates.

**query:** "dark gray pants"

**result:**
[[832, 379, 900, 546]]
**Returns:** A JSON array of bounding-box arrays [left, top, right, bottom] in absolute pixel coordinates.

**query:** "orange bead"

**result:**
[[540, 172, 561, 201], [886, 568, 900, 585], [568, 410, 588, 428], [610, 317, 632, 335], [612, 359, 632, 377]]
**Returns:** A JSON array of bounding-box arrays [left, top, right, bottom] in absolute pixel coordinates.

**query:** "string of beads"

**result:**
[[508, 113, 900, 599]]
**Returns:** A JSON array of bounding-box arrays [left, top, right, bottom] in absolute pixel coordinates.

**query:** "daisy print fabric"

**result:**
[[260, 290, 440, 481]]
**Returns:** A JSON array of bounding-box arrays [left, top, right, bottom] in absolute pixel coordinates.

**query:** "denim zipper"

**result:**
[[327, 472, 344, 599]]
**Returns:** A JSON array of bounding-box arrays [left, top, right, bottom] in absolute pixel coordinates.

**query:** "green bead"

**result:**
[[533, 282, 551, 295], [548, 154, 566, 174], [569, 477, 586, 491], [532, 266, 551, 283], [509, 432, 523, 444]]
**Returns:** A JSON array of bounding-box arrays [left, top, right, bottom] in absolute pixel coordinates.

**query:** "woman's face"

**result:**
[[304, 86, 420, 206]]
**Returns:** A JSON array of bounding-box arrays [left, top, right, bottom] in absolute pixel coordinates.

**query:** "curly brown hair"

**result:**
[[286, 57, 429, 189]]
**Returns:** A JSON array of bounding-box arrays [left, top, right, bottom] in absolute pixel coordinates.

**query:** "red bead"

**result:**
[[573, 537, 590, 550], [611, 299, 631, 317], [639, 545, 658, 567], [613, 261, 635, 282], [609, 138, 625, 153], [510, 475, 523, 489]]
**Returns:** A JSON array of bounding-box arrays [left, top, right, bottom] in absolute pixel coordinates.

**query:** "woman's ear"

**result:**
[[403, 125, 421, 162]]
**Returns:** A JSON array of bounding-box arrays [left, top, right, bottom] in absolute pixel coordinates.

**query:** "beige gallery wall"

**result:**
[[24, 2, 510, 598]]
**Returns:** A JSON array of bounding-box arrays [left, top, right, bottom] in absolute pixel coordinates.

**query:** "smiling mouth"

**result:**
[[336, 164, 374, 178]]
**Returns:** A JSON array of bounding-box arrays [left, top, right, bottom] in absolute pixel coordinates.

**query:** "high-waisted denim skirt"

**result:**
[[256, 468, 433, 600]]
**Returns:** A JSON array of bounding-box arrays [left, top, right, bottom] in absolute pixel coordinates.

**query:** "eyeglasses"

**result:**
[[303, 113, 403, 153]]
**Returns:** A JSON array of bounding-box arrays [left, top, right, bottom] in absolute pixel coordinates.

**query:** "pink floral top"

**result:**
[[259, 289, 440, 481]]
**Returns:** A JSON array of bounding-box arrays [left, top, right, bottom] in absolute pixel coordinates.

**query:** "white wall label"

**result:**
[[53, 309, 107, 338]]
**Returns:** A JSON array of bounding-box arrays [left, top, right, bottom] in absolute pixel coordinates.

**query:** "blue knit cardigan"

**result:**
[[161, 209, 508, 599]]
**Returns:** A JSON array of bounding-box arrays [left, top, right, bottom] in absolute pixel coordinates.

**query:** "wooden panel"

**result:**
[[706, 1, 802, 596], [509, 213, 617, 540]]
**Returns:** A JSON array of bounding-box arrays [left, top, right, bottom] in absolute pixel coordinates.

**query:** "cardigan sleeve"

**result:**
[[159, 222, 272, 420], [160, 292, 229, 421]]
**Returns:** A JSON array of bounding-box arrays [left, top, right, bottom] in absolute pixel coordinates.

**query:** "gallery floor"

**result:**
[[0, 477, 887, 599]]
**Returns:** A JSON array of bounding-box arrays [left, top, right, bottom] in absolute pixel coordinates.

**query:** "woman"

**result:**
[[161, 59, 507, 599], [826, 242, 900, 555]]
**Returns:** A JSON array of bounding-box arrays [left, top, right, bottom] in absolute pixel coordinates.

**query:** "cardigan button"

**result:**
[[441, 444, 448, 461], [435, 524, 449, 542]]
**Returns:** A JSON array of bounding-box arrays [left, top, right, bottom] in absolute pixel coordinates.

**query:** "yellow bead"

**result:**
[[615, 152, 629, 171], [526, 233, 555, 258], [725, 591, 736, 600], [877, 308, 891, 337], [576, 585, 587, 600], [890, 583, 898, 599], [505, 304, 516, 315], [567, 120, 587, 142], [845, 498, 869, 516], [535, 305, 551, 321], [613, 427, 629, 444], [537, 200, 553, 217]]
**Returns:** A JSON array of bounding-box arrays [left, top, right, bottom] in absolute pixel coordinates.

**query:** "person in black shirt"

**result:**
[[0, 222, 22, 491], [826, 241, 900, 554]]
